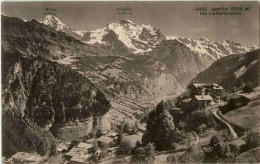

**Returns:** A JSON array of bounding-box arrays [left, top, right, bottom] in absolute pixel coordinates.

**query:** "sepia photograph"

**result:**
[[1, 1, 259, 163]]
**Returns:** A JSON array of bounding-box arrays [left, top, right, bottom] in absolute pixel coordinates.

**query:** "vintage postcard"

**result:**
[[1, 1, 259, 163]]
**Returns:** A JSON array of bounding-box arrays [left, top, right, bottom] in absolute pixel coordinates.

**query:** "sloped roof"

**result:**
[[70, 154, 91, 163], [45, 156, 65, 164], [57, 142, 70, 152], [188, 83, 206, 89], [66, 147, 88, 157], [86, 138, 96, 143], [77, 143, 93, 149], [12, 152, 41, 162], [213, 84, 224, 90], [97, 136, 114, 144], [107, 132, 119, 137], [182, 98, 192, 103], [195, 95, 213, 101]]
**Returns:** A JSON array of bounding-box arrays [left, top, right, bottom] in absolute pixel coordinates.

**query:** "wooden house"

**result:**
[[194, 95, 213, 110]]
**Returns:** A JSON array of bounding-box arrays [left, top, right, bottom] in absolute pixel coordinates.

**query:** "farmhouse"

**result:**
[[187, 82, 224, 100], [194, 95, 213, 110]]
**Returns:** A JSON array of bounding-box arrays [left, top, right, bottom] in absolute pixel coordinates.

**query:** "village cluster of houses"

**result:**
[[63, 132, 119, 163], [186, 82, 224, 110], [8, 131, 119, 164]]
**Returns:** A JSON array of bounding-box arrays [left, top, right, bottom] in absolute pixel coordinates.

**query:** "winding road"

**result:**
[[212, 108, 238, 139]]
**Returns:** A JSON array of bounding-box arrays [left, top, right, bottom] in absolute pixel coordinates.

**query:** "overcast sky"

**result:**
[[2, 1, 259, 46]]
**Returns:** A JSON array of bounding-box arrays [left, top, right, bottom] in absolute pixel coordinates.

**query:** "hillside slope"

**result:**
[[191, 49, 259, 91]]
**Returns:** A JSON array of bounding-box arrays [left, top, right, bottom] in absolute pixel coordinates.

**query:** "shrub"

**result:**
[[123, 123, 131, 134], [49, 142, 57, 156], [240, 131, 260, 153], [37, 138, 49, 156], [136, 141, 142, 147], [167, 155, 177, 163], [184, 110, 215, 133], [178, 146, 205, 163], [131, 143, 156, 163], [116, 140, 132, 158], [89, 141, 98, 153], [98, 141, 109, 150], [117, 133, 123, 145], [96, 129, 102, 138], [243, 82, 254, 93], [169, 143, 177, 150], [231, 87, 238, 93], [68, 139, 80, 151], [206, 135, 240, 163]]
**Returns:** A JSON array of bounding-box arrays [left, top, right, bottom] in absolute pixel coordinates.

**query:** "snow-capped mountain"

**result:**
[[166, 36, 256, 60], [38, 15, 86, 38], [38, 15, 70, 31], [37, 15, 255, 58], [81, 19, 166, 54]]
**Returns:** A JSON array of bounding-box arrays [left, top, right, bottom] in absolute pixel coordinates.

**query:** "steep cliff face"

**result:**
[[150, 40, 209, 89], [2, 51, 111, 156], [2, 52, 111, 127]]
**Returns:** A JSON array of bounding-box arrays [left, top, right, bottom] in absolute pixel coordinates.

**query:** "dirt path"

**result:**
[[212, 109, 238, 139]]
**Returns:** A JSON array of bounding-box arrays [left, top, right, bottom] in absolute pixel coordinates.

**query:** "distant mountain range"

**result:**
[[38, 15, 257, 59], [34, 15, 259, 99]]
